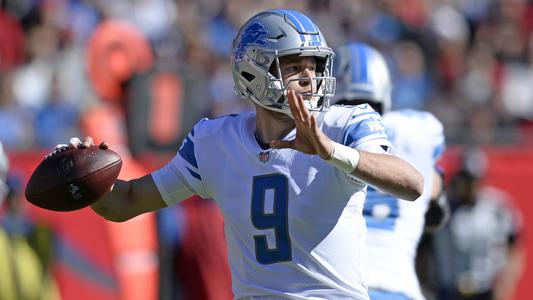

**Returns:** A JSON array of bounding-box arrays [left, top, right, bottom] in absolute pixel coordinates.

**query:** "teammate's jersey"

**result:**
[[152, 105, 391, 299], [363, 109, 445, 300]]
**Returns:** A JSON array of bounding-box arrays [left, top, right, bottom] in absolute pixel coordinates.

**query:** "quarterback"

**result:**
[[63, 10, 423, 299]]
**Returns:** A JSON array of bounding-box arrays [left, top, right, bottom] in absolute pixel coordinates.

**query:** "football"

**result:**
[[25, 145, 122, 211]]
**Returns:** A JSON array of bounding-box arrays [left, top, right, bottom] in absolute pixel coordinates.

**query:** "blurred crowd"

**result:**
[[0, 0, 532, 152]]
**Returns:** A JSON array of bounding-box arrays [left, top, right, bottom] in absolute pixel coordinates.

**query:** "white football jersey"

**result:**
[[363, 109, 445, 300], [153, 105, 391, 299]]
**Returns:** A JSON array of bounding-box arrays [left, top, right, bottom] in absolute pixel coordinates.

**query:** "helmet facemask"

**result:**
[[266, 54, 336, 115]]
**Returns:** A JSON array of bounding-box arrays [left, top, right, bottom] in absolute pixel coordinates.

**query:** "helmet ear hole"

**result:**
[[241, 72, 256, 82]]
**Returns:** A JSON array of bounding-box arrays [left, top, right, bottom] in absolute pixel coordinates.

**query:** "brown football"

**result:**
[[25, 145, 122, 211]]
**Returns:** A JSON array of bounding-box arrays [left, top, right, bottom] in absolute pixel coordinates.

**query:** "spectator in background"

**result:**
[[34, 74, 81, 148], [0, 72, 36, 149], [390, 40, 433, 110], [2, 0, 533, 149], [433, 149, 525, 300]]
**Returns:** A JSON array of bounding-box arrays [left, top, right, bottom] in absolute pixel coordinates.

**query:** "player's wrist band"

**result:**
[[324, 142, 360, 173]]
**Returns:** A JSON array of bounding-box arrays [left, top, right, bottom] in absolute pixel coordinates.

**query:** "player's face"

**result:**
[[279, 55, 317, 100]]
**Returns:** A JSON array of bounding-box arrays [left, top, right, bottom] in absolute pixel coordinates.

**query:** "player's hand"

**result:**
[[270, 90, 333, 159], [66, 136, 108, 149], [48, 137, 108, 158]]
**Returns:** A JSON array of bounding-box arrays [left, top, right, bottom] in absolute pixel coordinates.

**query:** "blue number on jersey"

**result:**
[[363, 186, 399, 230], [251, 174, 292, 264]]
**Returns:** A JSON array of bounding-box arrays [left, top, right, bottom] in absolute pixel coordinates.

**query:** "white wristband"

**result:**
[[324, 142, 360, 173]]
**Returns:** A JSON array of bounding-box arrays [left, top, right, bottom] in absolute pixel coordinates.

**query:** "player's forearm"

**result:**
[[91, 179, 135, 222], [91, 175, 167, 222], [353, 151, 424, 201]]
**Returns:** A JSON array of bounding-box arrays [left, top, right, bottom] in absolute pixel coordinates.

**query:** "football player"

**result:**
[[334, 42, 448, 300], [63, 10, 423, 299]]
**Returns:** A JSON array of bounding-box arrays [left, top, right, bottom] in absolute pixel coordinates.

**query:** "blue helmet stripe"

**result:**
[[349, 46, 359, 84], [282, 9, 317, 33], [287, 10, 320, 44], [270, 9, 302, 42], [286, 10, 307, 32], [271, 9, 320, 43], [347, 88, 374, 95], [304, 14, 320, 43], [308, 32, 320, 43], [356, 45, 368, 83]]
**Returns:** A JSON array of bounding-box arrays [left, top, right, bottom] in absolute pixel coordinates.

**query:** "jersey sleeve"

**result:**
[[342, 104, 391, 154], [426, 113, 446, 162], [152, 119, 210, 205]]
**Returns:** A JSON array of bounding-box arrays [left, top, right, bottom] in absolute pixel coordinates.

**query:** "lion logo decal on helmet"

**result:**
[[234, 22, 268, 66]]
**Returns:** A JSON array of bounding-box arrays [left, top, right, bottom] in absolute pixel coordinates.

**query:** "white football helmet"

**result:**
[[232, 9, 336, 116], [333, 43, 392, 114]]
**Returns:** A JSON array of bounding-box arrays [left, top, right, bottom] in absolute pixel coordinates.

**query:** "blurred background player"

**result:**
[[333, 42, 448, 300], [432, 149, 525, 300]]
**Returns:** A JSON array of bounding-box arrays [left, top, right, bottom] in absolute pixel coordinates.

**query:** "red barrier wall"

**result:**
[[440, 147, 532, 300]]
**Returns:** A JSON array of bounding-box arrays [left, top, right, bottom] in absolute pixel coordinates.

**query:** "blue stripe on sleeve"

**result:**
[[343, 115, 387, 146], [350, 110, 376, 119], [186, 167, 202, 180], [178, 136, 198, 168], [433, 140, 445, 160]]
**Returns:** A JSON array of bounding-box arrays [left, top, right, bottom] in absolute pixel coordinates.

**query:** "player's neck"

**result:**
[[254, 105, 294, 146]]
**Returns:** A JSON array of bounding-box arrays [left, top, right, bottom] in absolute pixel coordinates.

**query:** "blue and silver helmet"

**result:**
[[232, 9, 336, 116], [333, 43, 392, 114]]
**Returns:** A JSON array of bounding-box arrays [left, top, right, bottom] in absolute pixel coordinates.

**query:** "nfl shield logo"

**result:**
[[258, 151, 270, 162]]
